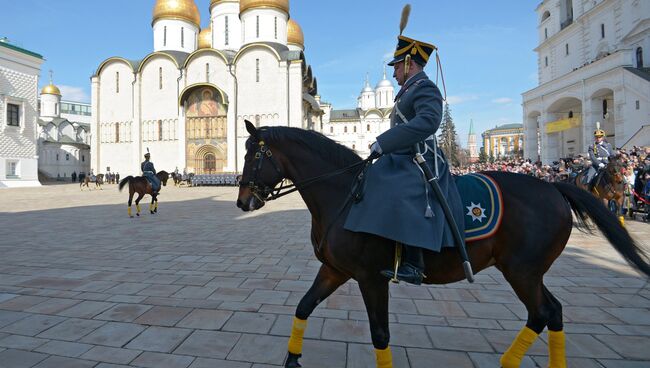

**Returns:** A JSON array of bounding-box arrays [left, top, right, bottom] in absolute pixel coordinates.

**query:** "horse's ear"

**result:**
[[245, 120, 258, 139]]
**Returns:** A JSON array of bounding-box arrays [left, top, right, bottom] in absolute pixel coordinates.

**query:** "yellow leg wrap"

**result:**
[[619, 216, 625, 227], [148, 203, 153, 211], [136, 204, 141, 213], [128, 207, 132, 217], [375, 346, 393, 368], [287, 317, 307, 355], [547, 330, 567, 368], [500, 326, 539, 368], [154, 202, 158, 210]]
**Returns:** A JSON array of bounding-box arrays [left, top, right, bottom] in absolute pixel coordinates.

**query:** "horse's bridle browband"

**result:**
[[241, 139, 373, 203]]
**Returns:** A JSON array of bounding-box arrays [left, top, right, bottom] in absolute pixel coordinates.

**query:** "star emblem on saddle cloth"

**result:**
[[466, 202, 487, 223]]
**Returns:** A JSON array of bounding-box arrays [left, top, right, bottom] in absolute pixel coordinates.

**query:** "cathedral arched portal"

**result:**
[[180, 84, 228, 173]]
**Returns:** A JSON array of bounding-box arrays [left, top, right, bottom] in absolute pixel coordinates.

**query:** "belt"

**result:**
[[144, 171, 154, 174]]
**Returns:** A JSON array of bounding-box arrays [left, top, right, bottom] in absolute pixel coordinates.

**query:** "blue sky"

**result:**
[[1, 0, 539, 146]]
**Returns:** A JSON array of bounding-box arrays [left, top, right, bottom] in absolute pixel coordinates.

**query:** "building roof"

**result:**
[[330, 109, 360, 121], [483, 123, 523, 134], [624, 67, 650, 82], [0, 38, 43, 59]]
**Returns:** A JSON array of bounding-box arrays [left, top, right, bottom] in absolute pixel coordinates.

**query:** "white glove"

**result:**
[[370, 142, 383, 155], [598, 163, 605, 168]]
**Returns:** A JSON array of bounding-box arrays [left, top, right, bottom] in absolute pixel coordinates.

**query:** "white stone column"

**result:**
[[288, 60, 303, 128], [613, 87, 625, 149], [132, 74, 142, 174], [90, 76, 100, 173]]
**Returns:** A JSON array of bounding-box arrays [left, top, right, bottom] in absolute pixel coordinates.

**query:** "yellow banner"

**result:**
[[545, 117, 581, 134]]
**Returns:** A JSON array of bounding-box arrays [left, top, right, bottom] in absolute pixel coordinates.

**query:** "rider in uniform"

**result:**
[[141, 151, 160, 193], [344, 10, 464, 285], [586, 124, 614, 190]]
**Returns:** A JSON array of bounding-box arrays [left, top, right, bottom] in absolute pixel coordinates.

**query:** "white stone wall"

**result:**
[[211, 2, 242, 51], [0, 46, 43, 187], [153, 19, 198, 54], [40, 93, 60, 118], [240, 8, 288, 46]]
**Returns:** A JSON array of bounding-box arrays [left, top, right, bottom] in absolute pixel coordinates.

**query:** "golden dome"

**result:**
[[210, 0, 238, 6], [240, 0, 289, 14], [287, 19, 304, 47], [152, 0, 200, 27], [41, 83, 61, 96], [198, 27, 212, 49]]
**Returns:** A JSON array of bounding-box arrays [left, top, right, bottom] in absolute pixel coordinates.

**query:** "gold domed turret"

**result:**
[[210, 0, 238, 6], [287, 19, 304, 47], [198, 27, 212, 49], [240, 0, 289, 14], [41, 83, 61, 96], [153, 0, 200, 27]]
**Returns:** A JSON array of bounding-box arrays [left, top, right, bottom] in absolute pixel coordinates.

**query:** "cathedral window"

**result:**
[[55, 103, 58, 116], [164, 26, 167, 46], [637, 47, 644, 68], [115, 124, 120, 143], [544, 56, 548, 67], [565, 43, 569, 56], [367, 124, 370, 132], [274, 17, 278, 39], [181, 27, 185, 48], [206, 63, 210, 82], [344, 126, 348, 133], [225, 16, 229, 45], [601, 24, 605, 38], [158, 120, 163, 141], [602, 100, 608, 118], [353, 126, 357, 133], [256, 16, 260, 38], [159, 67, 163, 90], [330, 126, 333, 133], [56, 154, 59, 161], [544, 28, 548, 40], [116, 72, 120, 93], [82, 155, 85, 162], [66, 153, 69, 161], [256, 59, 260, 82]]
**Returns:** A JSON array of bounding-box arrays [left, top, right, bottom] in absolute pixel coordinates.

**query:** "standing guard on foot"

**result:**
[[141, 150, 161, 194], [344, 5, 464, 286], [585, 123, 614, 190]]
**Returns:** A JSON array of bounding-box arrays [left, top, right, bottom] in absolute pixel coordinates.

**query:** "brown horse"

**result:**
[[118, 171, 169, 217], [574, 157, 627, 222], [80, 174, 104, 190], [236, 123, 650, 368]]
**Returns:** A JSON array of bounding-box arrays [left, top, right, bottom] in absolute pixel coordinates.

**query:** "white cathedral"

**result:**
[[91, 0, 322, 175]]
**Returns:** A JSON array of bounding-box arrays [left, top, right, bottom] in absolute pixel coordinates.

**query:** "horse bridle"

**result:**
[[240, 139, 375, 204]]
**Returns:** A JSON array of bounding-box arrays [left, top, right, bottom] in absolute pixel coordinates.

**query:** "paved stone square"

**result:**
[[0, 183, 648, 367]]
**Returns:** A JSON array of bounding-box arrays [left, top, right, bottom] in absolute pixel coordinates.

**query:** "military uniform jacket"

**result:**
[[588, 141, 614, 168], [141, 161, 156, 174], [344, 71, 465, 252]]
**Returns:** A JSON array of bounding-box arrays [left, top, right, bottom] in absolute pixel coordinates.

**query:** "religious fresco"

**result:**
[[186, 87, 223, 117]]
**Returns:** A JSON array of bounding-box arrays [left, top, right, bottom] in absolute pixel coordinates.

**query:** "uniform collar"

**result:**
[[395, 71, 428, 101]]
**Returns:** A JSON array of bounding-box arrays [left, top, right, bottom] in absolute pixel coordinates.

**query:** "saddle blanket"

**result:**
[[454, 173, 503, 242]]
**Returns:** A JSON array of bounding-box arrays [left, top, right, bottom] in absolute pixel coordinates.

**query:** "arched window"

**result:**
[[116, 72, 120, 93], [158, 120, 163, 141], [206, 63, 210, 82], [159, 67, 163, 90], [603, 99, 608, 118], [601, 24, 605, 39], [367, 124, 370, 132], [330, 126, 333, 133], [225, 16, 229, 45], [115, 123, 120, 143], [164, 26, 167, 46], [256, 16, 260, 38], [637, 47, 644, 68], [544, 28, 548, 39], [568, 111, 573, 119], [344, 126, 348, 133], [274, 17, 278, 39], [204, 153, 216, 173], [353, 126, 357, 133], [181, 27, 185, 48], [256, 59, 260, 83], [541, 11, 550, 23]]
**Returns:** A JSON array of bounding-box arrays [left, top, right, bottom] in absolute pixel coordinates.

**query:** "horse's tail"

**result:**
[[553, 182, 650, 277], [118, 176, 133, 192]]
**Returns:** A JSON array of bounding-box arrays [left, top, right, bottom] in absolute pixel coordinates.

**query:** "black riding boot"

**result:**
[[381, 244, 425, 285]]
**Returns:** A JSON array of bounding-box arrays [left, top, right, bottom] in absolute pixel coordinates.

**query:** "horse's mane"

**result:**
[[259, 126, 362, 167]]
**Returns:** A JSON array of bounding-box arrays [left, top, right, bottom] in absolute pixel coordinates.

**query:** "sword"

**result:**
[[413, 147, 475, 283]]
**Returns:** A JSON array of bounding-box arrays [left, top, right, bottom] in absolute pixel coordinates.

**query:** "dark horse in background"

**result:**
[[80, 174, 104, 190], [237, 122, 650, 368], [573, 157, 627, 224], [118, 171, 169, 217], [171, 172, 194, 186]]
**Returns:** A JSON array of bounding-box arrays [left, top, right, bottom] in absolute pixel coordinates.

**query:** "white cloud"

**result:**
[[492, 97, 513, 104], [58, 85, 90, 103], [446, 95, 479, 105]]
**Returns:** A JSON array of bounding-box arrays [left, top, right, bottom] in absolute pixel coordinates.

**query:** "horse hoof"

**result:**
[[150, 211, 154, 214], [285, 353, 302, 368], [136, 213, 140, 217]]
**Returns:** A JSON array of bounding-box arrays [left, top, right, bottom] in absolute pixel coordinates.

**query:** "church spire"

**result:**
[[469, 119, 475, 135]]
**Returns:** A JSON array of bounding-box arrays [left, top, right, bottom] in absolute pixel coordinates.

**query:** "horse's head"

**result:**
[[237, 120, 286, 212], [158, 171, 169, 186]]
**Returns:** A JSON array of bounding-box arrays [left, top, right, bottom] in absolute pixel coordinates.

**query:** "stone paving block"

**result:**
[[533, 356, 606, 368], [346, 343, 409, 368], [245, 290, 290, 305], [126, 326, 192, 353], [468, 352, 537, 368], [172, 286, 218, 299], [325, 295, 366, 311], [137, 284, 184, 297], [106, 294, 148, 303], [563, 306, 625, 324], [134, 306, 192, 327], [34, 340, 93, 357], [80, 345, 142, 365], [37, 317, 105, 341], [321, 318, 371, 343], [32, 355, 97, 368], [460, 301, 520, 320], [395, 314, 446, 326], [0, 295, 49, 311], [0, 348, 48, 368], [594, 335, 650, 360], [239, 279, 278, 290], [413, 299, 467, 317], [174, 330, 241, 359], [189, 357, 251, 368], [95, 303, 152, 322], [407, 347, 475, 368], [131, 351, 195, 368], [292, 339, 347, 368], [427, 326, 493, 352], [57, 301, 115, 318], [227, 334, 288, 365], [598, 359, 650, 367], [80, 321, 146, 347], [0, 310, 29, 328], [176, 309, 233, 330], [207, 288, 252, 302], [1, 314, 66, 336], [25, 298, 81, 315], [0, 294, 17, 304], [603, 307, 650, 325], [269, 315, 323, 339], [0, 334, 47, 350], [222, 312, 277, 334], [605, 324, 650, 336], [447, 317, 502, 329]]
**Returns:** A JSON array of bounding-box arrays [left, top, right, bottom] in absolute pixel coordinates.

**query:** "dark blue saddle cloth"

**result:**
[[454, 173, 503, 242]]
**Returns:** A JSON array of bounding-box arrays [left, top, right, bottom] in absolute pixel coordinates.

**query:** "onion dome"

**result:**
[[41, 83, 61, 96], [211, 0, 239, 6], [152, 0, 200, 27], [198, 27, 212, 49], [287, 19, 304, 47], [361, 74, 374, 93], [376, 67, 393, 88], [240, 0, 289, 14]]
